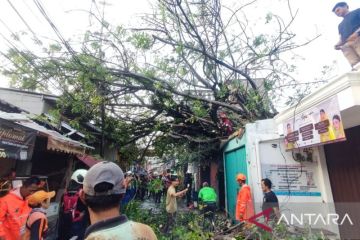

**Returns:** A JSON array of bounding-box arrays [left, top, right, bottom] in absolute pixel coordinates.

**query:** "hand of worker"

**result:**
[[181, 188, 188, 197], [0, 236, 5, 240]]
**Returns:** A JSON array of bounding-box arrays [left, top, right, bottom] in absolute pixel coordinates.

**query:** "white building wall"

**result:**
[[245, 119, 339, 237], [0, 89, 46, 115]]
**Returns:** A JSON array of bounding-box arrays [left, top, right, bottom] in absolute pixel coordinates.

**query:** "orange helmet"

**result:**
[[236, 173, 246, 181]]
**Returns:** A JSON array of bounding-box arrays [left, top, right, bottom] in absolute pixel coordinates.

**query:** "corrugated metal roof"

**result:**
[[0, 112, 29, 121], [0, 99, 29, 113], [76, 154, 101, 167], [0, 111, 93, 155]]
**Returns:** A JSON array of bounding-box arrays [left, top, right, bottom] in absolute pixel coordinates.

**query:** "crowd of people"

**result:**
[[0, 162, 158, 240], [2, 2, 356, 239], [0, 161, 281, 240], [119, 169, 173, 206]]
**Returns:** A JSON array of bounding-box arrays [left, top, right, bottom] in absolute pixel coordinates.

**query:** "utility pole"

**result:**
[[97, 0, 110, 158]]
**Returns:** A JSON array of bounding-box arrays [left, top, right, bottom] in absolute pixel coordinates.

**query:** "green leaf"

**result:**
[[131, 32, 153, 50], [265, 12, 273, 23]]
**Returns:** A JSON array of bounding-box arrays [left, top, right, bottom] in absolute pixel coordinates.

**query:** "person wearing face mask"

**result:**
[[0, 176, 41, 240]]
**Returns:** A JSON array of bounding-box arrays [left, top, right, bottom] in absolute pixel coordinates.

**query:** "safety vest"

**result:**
[[21, 209, 48, 240]]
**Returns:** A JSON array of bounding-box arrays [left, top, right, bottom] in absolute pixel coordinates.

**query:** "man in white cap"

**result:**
[[81, 161, 157, 240]]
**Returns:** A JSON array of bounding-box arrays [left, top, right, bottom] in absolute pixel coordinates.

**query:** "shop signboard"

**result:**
[[0, 118, 36, 161], [283, 96, 346, 150]]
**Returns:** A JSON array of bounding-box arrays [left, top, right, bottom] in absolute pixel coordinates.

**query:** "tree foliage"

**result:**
[[1, 0, 321, 163]]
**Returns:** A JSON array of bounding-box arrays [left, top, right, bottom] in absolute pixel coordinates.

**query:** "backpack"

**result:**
[[63, 191, 81, 222]]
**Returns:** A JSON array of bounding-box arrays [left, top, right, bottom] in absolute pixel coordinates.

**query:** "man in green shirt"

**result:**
[[198, 182, 217, 216]]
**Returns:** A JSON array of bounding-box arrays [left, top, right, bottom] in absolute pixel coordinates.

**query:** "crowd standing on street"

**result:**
[[149, 173, 163, 204], [0, 158, 283, 239]]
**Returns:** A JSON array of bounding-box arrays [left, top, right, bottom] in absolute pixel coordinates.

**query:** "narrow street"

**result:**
[[139, 196, 191, 214]]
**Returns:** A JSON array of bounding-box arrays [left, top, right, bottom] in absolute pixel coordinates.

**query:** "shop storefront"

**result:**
[[0, 118, 37, 197], [275, 72, 360, 239], [0, 119, 36, 160], [221, 72, 360, 238], [1, 113, 92, 239]]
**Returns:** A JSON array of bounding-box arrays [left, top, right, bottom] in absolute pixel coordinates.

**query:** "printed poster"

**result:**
[[283, 96, 346, 150], [262, 164, 321, 196]]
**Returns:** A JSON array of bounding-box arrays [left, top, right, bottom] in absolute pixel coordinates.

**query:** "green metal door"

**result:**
[[224, 146, 247, 219]]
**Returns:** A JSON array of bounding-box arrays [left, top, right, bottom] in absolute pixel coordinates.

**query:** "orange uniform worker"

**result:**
[[23, 190, 56, 240], [235, 173, 254, 221], [0, 177, 41, 240]]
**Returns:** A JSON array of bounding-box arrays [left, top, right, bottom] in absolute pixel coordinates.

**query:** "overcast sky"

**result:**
[[0, 0, 357, 92]]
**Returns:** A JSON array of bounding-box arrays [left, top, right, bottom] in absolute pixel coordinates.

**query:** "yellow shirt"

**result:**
[[166, 186, 177, 213]]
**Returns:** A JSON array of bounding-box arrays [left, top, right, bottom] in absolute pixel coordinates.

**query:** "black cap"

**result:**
[[332, 2, 348, 12]]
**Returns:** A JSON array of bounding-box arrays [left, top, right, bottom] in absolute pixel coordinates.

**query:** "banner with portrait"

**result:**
[[283, 96, 346, 150]]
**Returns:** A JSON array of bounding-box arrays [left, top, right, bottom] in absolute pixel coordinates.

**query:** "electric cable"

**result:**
[[276, 93, 306, 216]]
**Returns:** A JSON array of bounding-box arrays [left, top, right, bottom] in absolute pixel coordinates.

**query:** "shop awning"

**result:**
[[19, 121, 92, 155], [76, 154, 101, 167], [0, 112, 93, 155]]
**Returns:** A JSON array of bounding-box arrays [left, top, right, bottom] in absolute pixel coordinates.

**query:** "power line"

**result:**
[[0, 17, 33, 51], [0, 0, 82, 108], [0, 27, 68, 94], [6, 0, 41, 43], [0, 32, 56, 89], [20, 0, 43, 24], [32, 0, 81, 64]]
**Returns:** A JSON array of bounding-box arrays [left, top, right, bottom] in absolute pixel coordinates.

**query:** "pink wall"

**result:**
[[210, 161, 218, 192]]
